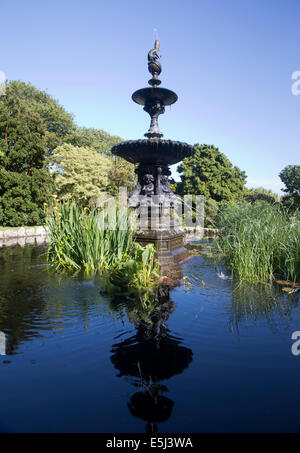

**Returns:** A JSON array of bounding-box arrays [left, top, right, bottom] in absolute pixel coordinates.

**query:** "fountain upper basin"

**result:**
[[132, 87, 178, 106]]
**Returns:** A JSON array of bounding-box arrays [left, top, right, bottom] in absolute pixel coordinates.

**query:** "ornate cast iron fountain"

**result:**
[[112, 40, 195, 268]]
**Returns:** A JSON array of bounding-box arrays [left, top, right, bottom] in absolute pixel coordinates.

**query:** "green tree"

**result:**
[[67, 127, 137, 195], [177, 144, 247, 201], [279, 165, 300, 196], [7, 81, 76, 156], [68, 127, 122, 154], [0, 80, 136, 220], [279, 165, 300, 210], [51, 143, 113, 205], [0, 84, 53, 226], [107, 157, 136, 196]]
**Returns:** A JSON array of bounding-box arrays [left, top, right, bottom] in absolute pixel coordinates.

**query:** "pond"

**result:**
[[0, 242, 300, 433]]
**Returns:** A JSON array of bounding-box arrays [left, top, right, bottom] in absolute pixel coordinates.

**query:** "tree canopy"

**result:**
[[0, 80, 137, 224], [66, 127, 136, 196], [50, 143, 113, 205], [279, 165, 300, 209], [68, 127, 122, 154], [243, 187, 280, 204], [279, 165, 300, 196], [177, 144, 247, 202], [6, 80, 76, 156], [0, 83, 53, 226]]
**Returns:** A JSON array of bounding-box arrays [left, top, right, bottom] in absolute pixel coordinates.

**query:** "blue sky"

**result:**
[[1, 0, 299, 194]]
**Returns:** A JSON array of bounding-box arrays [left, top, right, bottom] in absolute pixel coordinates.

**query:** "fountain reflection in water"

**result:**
[[0, 331, 5, 355], [110, 286, 193, 433]]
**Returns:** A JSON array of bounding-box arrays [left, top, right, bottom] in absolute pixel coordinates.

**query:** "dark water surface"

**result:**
[[0, 243, 300, 433]]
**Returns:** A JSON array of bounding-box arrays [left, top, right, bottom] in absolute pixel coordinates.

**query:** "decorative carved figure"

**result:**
[[128, 182, 142, 207], [142, 174, 155, 196], [160, 175, 173, 194], [148, 40, 161, 79]]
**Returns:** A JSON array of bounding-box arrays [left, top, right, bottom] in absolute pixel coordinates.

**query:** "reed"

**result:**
[[214, 201, 300, 283], [47, 202, 133, 273], [46, 202, 159, 296]]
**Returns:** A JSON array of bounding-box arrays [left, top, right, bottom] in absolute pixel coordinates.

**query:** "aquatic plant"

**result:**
[[46, 202, 159, 295], [214, 201, 300, 283], [101, 242, 160, 307], [47, 202, 134, 272]]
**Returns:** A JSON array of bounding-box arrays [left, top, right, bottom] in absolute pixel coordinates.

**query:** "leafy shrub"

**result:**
[[0, 169, 53, 226], [243, 187, 280, 204]]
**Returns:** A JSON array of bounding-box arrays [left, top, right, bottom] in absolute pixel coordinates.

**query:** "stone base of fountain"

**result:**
[[134, 228, 190, 270]]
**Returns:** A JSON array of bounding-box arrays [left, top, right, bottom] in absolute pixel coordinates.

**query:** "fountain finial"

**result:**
[[148, 40, 162, 87], [131, 40, 178, 138]]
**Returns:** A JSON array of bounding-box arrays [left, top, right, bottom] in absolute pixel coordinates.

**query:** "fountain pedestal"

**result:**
[[112, 40, 195, 270], [135, 228, 188, 268]]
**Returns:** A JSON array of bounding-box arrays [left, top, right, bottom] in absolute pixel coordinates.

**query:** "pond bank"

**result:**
[[0, 226, 49, 247], [183, 226, 218, 243], [0, 226, 217, 248]]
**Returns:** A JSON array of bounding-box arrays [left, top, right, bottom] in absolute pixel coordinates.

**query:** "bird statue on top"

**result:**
[[148, 40, 162, 86]]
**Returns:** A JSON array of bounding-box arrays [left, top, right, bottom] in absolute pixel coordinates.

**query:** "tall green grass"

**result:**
[[46, 202, 159, 298], [214, 201, 300, 283], [47, 202, 135, 273]]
